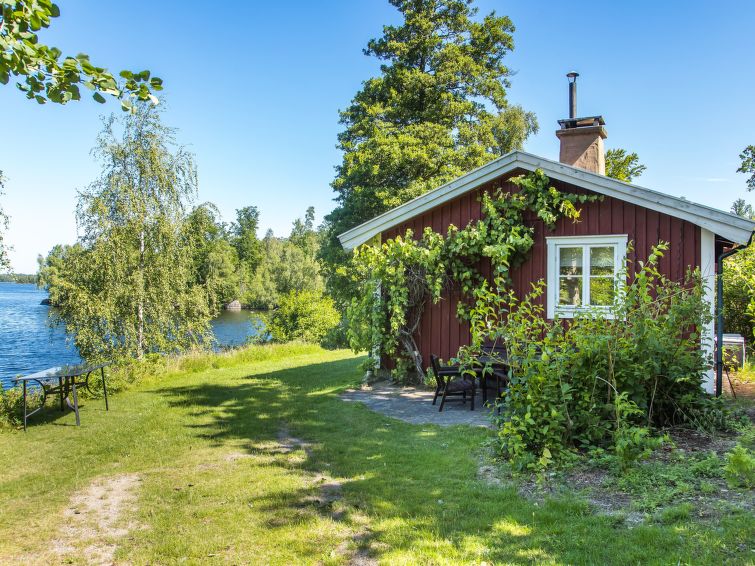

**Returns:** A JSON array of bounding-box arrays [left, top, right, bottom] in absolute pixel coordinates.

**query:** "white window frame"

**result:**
[[546, 235, 628, 319]]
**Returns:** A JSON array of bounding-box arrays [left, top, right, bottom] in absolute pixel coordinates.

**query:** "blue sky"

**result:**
[[3, 0, 755, 273]]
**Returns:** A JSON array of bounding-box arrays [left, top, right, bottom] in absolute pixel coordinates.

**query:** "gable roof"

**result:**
[[338, 150, 755, 250]]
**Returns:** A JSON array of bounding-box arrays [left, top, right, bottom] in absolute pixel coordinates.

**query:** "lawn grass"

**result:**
[[0, 342, 753, 564]]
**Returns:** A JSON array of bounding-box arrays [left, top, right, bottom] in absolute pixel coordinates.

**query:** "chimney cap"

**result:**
[[566, 71, 579, 81], [558, 115, 605, 130]]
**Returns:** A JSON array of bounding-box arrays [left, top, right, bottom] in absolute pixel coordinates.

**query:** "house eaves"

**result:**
[[337, 150, 755, 250]]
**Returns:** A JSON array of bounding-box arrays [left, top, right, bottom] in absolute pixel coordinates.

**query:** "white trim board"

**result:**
[[545, 235, 628, 320], [338, 150, 755, 250], [700, 229, 716, 394]]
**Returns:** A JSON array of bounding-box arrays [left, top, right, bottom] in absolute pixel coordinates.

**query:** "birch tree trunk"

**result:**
[[137, 228, 145, 358]]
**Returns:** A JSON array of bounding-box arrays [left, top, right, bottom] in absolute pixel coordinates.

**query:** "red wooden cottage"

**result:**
[[338, 82, 755, 395]]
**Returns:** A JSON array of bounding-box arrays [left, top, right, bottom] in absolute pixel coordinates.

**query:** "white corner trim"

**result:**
[[337, 150, 755, 250], [700, 228, 716, 394], [545, 235, 628, 319]]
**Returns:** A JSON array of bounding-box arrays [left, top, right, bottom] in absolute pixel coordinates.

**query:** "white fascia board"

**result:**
[[337, 152, 520, 250], [516, 153, 755, 245], [338, 150, 755, 250]]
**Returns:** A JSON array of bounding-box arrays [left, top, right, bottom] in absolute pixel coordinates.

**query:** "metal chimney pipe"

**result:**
[[567, 72, 579, 119]]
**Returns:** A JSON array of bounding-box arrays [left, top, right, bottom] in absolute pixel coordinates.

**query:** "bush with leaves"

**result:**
[[460, 244, 715, 471], [268, 290, 340, 345], [0, 386, 43, 429], [724, 445, 755, 489]]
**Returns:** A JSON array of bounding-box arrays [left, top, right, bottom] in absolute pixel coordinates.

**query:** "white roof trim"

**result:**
[[337, 150, 755, 249]]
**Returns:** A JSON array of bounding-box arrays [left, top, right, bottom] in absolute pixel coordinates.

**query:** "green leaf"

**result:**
[[92, 92, 106, 103]]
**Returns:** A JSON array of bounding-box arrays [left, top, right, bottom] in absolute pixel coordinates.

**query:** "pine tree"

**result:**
[[320, 0, 537, 302]]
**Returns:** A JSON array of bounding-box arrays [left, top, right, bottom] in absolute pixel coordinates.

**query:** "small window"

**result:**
[[546, 235, 627, 319]]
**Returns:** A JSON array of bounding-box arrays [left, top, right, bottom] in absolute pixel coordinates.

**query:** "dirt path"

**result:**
[[53, 473, 142, 565]]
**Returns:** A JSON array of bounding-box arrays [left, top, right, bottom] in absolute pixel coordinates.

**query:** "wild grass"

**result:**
[[0, 343, 752, 564]]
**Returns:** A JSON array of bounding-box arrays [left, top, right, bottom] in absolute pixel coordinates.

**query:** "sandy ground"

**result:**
[[53, 474, 142, 565]]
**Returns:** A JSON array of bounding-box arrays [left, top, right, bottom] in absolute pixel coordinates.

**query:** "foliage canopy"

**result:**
[[268, 290, 340, 344], [321, 0, 537, 304], [1, 0, 162, 109], [41, 105, 211, 361], [605, 148, 646, 183], [738, 145, 755, 191]]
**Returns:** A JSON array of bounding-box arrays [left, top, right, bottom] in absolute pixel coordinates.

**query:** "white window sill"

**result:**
[[553, 307, 616, 320]]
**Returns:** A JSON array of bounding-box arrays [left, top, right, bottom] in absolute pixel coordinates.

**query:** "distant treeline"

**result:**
[[0, 273, 36, 284]]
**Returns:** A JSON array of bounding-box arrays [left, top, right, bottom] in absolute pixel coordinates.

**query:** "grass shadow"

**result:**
[[150, 356, 723, 565]]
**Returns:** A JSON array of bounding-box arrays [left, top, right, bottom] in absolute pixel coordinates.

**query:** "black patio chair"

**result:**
[[430, 354, 475, 412]]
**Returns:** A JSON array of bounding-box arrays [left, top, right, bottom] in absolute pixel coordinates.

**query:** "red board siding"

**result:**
[[381, 174, 702, 367]]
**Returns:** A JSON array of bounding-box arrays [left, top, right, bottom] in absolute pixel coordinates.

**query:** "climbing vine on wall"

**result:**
[[345, 169, 600, 380]]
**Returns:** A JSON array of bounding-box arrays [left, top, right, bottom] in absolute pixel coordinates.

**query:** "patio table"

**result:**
[[473, 354, 510, 406], [12, 363, 110, 430]]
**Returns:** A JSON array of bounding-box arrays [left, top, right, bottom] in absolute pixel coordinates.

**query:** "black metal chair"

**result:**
[[430, 354, 475, 412]]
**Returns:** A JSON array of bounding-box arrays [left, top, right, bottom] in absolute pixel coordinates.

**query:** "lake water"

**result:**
[[0, 283, 262, 389]]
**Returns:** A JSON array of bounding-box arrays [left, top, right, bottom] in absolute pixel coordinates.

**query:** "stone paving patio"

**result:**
[[340, 381, 493, 428]]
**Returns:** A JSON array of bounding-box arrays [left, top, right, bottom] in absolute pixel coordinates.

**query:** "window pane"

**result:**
[[590, 277, 615, 306], [559, 276, 582, 306], [559, 247, 582, 276], [590, 247, 615, 276]]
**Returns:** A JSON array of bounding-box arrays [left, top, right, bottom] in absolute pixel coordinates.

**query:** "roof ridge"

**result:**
[[338, 150, 755, 249]]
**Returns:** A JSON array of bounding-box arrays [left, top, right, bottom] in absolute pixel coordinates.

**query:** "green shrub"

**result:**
[[724, 445, 755, 488], [464, 244, 717, 471], [676, 394, 746, 433], [320, 320, 350, 350], [268, 290, 340, 344], [613, 392, 667, 470], [0, 386, 43, 429]]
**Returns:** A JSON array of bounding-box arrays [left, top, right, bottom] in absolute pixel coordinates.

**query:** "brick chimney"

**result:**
[[555, 72, 607, 175]]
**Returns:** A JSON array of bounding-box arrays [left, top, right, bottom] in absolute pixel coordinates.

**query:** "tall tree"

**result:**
[[231, 206, 262, 270], [1, 0, 161, 109], [289, 206, 318, 257], [731, 198, 754, 219], [47, 104, 210, 360], [184, 203, 239, 314], [320, 0, 537, 302], [242, 209, 324, 309], [605, 148, 646, 183], [737, 145, 755, 191]]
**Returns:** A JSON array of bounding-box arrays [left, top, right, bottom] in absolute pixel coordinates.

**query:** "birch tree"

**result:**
[[49, 104, 210, 361]]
